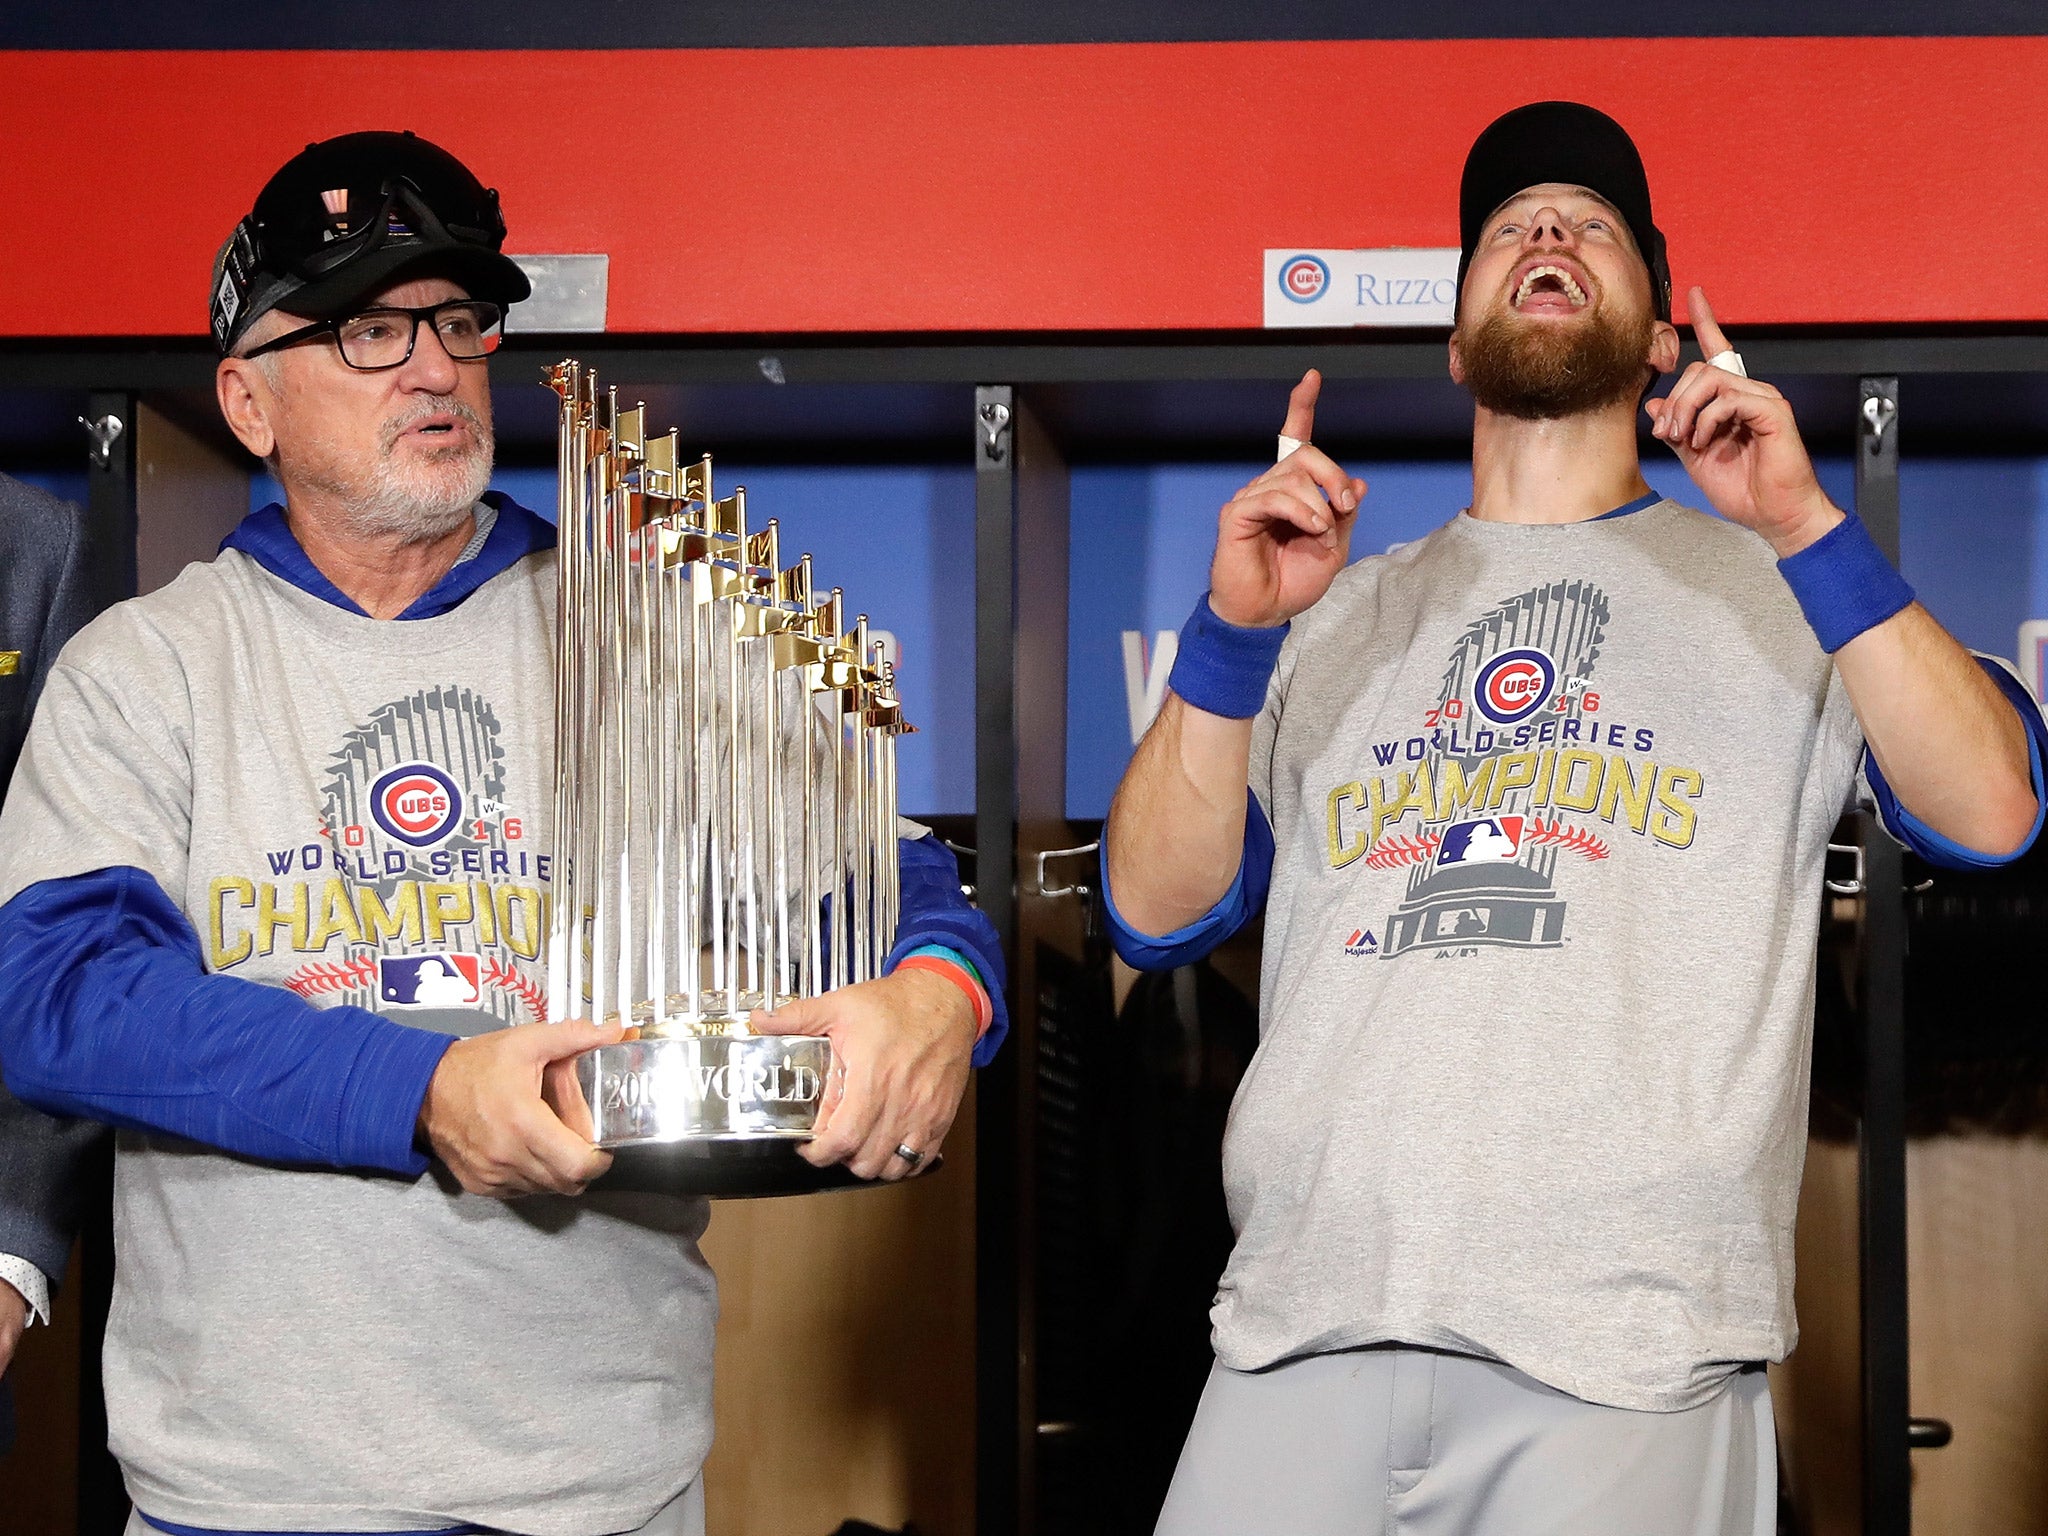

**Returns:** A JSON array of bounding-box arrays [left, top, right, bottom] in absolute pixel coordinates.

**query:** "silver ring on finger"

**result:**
[[893, 1143, 925, 1169]]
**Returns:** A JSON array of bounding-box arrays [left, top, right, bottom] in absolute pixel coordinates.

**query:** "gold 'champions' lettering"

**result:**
[[209, 879, 553, 970], [1324, 750, 1706, 867], [1327, 782, 1367, 868]]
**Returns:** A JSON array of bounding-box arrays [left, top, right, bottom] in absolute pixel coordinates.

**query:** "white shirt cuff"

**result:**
[[0, 1252, 51, 1327]]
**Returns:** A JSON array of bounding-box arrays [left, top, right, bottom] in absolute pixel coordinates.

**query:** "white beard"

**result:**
[[345, 441, 493, 544], [343, 399, 495, 544]]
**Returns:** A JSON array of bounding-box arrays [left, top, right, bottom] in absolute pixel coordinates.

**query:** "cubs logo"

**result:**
[[369, 761, 463, 848], [379, 952, 482, 1008], [1278, 254, 1330, 304], [1472, 647, 1556, 725], [1436, 816, 1526, 867]]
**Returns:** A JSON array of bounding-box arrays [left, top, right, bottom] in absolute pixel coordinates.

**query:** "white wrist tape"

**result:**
[[1277, 434, 1306, 463], [1706, 349, 1747, 378]]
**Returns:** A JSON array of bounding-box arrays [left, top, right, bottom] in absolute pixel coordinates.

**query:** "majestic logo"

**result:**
[[369, 761, 463, 848], [1278, 254, 1330, 304], [1342, 927, 1380, 957], [1436, 816, 1526, 867], [380, 952, 482, 1008], [1472, 647, 1556, 725]]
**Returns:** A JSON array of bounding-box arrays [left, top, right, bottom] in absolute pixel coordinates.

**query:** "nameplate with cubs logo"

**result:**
[[1264, 248, 1459, 329]]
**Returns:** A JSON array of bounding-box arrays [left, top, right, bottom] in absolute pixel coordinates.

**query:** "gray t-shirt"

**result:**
[[1230, 500, 1862, 1412], [0, 548, 715, 1534]]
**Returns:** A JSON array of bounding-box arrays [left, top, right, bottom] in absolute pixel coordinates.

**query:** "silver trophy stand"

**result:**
[[546, 362, 911, 1197]]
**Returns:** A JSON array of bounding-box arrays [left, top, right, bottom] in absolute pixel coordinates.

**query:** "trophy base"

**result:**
[[577, 1031, 833, 1149], [596, 1137, 866, 1199]]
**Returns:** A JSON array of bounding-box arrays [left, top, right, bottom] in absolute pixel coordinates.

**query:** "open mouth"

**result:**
[[1511, 263, 1589, 313], [393, 413, 469, 448]]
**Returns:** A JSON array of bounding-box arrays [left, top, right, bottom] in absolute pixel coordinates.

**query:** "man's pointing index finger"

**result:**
[[1281, 369, 1321, 445], [1688, 286, 1732, 363]]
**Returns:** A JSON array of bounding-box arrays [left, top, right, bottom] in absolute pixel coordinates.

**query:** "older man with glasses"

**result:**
[[0, 131, 1003, 1536]]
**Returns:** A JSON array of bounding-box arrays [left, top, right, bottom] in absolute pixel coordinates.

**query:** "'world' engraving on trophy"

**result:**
[[597, 1061, 823, 1114]]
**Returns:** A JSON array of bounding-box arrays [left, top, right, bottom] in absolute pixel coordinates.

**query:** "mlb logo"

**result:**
[[381, 953, 482, 1008], [370, 761, 462, 848], [1437, 816, 1526, 868], [1427, 905, 1493, 940]]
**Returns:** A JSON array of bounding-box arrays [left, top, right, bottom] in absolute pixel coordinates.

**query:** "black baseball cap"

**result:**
[[211, 130, 531, 354], [1457, 102, 1671, 323]]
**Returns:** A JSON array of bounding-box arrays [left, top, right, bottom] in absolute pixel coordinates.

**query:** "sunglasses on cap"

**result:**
[[251, 161, 505, 283]]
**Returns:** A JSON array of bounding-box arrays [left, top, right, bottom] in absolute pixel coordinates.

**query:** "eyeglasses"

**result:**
[[243, 299, 504, 373]]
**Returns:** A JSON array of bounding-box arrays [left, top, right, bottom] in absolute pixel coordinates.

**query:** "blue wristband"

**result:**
[[1167, 594, 1288, 719], [1776, 514, 1915, 654]]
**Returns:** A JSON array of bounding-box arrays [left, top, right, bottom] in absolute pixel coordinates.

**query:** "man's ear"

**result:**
[[1647, 318, 1681, 377], [1447, 329, 1467, 387], [216, 356, 278, 461]]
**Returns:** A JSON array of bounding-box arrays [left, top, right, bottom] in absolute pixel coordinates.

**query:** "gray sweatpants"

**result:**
[[1155, 1349, 1774, 1536], [124, 1476, 705, 1536]]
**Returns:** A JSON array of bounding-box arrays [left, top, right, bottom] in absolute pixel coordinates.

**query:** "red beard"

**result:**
[[1457, 299, 1654, 420]]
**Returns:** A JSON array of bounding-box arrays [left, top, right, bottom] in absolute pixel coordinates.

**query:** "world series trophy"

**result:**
[[545, 361, 910, 1193]]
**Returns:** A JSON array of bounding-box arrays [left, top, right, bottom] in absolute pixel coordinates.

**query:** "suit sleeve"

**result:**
[[0, 485, 110, 1299], [0, 1084, 101, 1297]]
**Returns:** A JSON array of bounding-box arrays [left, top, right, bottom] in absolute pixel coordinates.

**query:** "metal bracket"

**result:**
[[979, 400, 1012, 463], [1861, 390, 1897, 455], [79, 412, 125, 471], [1826, 840, 1865, 896], [1032, 842, 1099, 899], [1824, 839, 1933, 897]]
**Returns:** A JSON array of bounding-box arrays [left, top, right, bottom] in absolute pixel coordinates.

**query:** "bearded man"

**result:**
[[1104, 101, 2045, 1535], [0, 131, 1002, 1536]]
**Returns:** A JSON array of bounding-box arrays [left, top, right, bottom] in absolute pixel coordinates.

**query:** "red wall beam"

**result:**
[[2, 39, 2043, 336]]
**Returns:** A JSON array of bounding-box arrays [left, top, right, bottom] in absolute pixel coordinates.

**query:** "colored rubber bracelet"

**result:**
[[896, 953, 993, 1039], [1167, 594, 1288, 720], [1776, 513, 1915, 654], [906, 941, 983, 986]]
